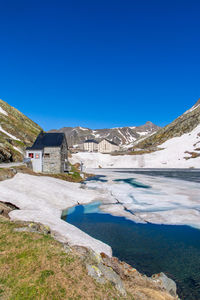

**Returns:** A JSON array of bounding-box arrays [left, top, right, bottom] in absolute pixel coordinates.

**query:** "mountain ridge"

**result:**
[[49, 121, 160, 148], [133, 98, 200, 152]]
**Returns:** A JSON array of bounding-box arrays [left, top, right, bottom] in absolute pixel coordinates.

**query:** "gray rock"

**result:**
[[28, 223, 51, 235], [13, 223, 51, 235], [98, 262, 126, 296], [86, 264, 106, 284], [14, 227, 38, 233], [63, 244, 72, 253], [83, 249, 126, 296], [152, 272, 177, 297]]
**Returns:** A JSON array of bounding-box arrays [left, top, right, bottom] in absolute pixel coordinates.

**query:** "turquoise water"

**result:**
[[63, 171, 200, 299], [63, 203, 200, 299], [114, 178, 151, 189]]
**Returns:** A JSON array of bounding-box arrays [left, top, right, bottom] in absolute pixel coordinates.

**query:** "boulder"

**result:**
[[74, 247, 126, 296], [13, 222, 51, 235], [152, 272, 177, 297]]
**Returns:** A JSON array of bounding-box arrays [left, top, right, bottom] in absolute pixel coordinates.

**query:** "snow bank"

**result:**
[[0, 174, 112, 256], [71, 124, 200, 168]]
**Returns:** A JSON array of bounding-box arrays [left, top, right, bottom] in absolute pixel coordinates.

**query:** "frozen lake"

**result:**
[[63, 168, 200, 299]]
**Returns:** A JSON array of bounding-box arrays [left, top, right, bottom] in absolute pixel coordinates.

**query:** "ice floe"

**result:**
[[83, 169, 200, 229]]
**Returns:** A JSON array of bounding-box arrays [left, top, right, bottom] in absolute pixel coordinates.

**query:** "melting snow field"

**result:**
[[0, 173, 112, 256], [0, 168, 200, 259], [84, 169, 200, 230]]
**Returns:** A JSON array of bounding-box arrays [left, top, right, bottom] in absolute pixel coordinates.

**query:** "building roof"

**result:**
[[84, 139, 99, 144], [26, 132, 66, 150], [101, 139, 118, 146]]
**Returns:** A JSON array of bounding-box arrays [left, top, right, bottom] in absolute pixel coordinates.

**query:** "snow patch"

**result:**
[[0, 125, 20, 141], [184, 103, 200, 115], [13, 146, 24, 154], [0, 106, 8, 116], [78, 127, 88, 131], [0, 174, 112, 256], [137, 131, 148, 136]]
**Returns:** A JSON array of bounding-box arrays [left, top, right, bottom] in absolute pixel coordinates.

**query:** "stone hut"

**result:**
[[25, 132, 68, 173]]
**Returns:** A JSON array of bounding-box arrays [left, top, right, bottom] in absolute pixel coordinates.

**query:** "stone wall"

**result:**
[[43, 147, 61, 173], [60, 140, 68, 173], [42, 138, 68, 173]]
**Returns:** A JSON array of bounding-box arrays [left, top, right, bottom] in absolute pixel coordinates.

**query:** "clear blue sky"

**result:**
[[0, 0, 200, 130]]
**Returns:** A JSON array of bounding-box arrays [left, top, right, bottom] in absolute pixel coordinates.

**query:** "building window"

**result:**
[[28, 153, 34, 158], [35, 153, 40, 159], [44, 153, 50, 158]]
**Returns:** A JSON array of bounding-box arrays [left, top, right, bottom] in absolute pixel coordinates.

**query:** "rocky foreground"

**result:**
[[0, 208, 179, 300]]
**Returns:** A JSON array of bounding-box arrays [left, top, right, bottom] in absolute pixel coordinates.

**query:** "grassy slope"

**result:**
[[0, 217, 129, 300], [0, 216, 176, 300], [0, 99, 42, 162]]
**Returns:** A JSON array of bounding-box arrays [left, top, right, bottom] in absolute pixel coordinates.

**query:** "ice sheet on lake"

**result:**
[[85, 169, 200, 229]]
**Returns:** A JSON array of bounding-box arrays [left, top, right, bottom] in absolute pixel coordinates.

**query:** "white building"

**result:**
[[98, 139, 119, 153], [83, 139, 98, 152]]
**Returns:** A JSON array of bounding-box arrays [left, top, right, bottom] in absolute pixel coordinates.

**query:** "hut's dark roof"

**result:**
[[26, 132, 66, 150], [84, 139, 99, 144]]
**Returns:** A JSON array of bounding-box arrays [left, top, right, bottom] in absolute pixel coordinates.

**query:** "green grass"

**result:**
[[0, 217, 132, 300]]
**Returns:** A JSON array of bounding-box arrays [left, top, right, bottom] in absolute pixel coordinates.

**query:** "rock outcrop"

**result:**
[[71, 245, 180, 300]]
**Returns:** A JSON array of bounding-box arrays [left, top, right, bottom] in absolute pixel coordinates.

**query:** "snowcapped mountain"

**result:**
[[71, 99, 200, 168], [0, 99, 42, 162], [49, 121, 160, 148], [134, 98, 200, 160]]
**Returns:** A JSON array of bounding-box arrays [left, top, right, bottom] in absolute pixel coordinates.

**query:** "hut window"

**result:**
[[28, 153, 34, 158], [44, 153, 50, 158]]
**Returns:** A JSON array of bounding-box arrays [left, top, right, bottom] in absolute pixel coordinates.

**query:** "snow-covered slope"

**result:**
[[134, 98, 200, 152], [71, 124, 200, 168], [50, 121, 160, 148], [0, 99, 42, 162]]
